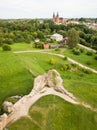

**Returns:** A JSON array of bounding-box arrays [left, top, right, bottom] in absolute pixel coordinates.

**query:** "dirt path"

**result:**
[[14, 50, 97, 74], [38, 51, 97, 74], [78, 44, 96, 53]]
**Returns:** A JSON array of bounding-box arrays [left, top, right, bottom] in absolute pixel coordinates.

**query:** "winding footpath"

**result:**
[[78, 44, 96, 53], [14, 50, 97, 74]]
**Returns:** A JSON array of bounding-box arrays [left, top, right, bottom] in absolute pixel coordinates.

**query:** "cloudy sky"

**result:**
[[0, 0, 97, 19]]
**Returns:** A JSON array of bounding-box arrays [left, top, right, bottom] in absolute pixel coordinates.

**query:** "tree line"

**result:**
[[0, 19, 97, 49]]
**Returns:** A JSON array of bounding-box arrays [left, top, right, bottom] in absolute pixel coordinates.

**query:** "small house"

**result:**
[[51, 33, 63, 42], [34, 38, 40, 43]]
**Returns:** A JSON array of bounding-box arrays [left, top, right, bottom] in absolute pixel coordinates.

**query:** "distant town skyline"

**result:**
[[0, 0, 97, 19]]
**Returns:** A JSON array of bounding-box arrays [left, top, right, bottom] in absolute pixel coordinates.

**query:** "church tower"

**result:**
[[53, 12, 55, 18], [53, 12, 55, 22], [52, 12, 65, 24], [56, 12, 59, 23], [56, 12, 59, 18]]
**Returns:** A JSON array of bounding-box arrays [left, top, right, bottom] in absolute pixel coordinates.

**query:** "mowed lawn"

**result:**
[[0, 43, 35, 52], [8, 95, 97, 130], [10, 42, 35, 51], [0, 52, 33, 113]]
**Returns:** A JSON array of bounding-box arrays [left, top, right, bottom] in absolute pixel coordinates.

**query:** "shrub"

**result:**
[[72, 48, 80, 55], [35, 42, 43, 48], [63, 64, 68, 71], [86, 51, 93, 56], [82, 68, 91, 74], [94, 56, 97, 60], [55, 48, 60, 51], [80, 38, 87, 45], [2, 44, 12, 51], [76, 46, 80, 49], [63, 56, 68, 60], [71, 63, 77, 68], [92, 46, 97, 50], [62, 64, 72, 71], [66, 64, 72, 70], [71, 63, 79, 71], [60, 67, 64, 71], [86, 61, 92, 65], [79, 48, 84, 53], [72, 48, 76, 52], [50, 58, 56, 65]]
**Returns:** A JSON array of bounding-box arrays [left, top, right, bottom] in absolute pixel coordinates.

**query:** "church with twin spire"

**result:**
[[53, 12, 65, 24]]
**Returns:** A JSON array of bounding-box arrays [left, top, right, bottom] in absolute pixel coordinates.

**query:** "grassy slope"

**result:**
[[17, 52, 97, 108], [0, 44, 97, 129], [8, 95, 97, 130], [0, 52, 33, 113], [17, 52, 70, 76]]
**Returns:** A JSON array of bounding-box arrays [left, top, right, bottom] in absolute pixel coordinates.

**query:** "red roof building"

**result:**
[[43, 44, 49, 49]]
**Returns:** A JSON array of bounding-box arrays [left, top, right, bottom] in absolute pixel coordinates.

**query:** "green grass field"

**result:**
[[17, 52, 70, 76], [8, 95, 97, 130], [49, 48, 97, 70], [64, 49, 97, 70], [0, 42, 36, 52], [0, 44, 97, 130], [0, 51, 33, 113], [16, 52, 97, 108], [10, 42, 35, 51]]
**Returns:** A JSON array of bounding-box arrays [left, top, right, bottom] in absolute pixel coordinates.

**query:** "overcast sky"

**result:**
[[0, 0, 97, 19]]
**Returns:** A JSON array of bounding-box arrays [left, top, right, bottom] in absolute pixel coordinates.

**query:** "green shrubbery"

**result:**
[[2, 44, 12, 51], [34, 42, 44, 48], [79, 48, 84, 53], [94, 56, 97, 60], [72, 48, 81, 55], [72, 47, 84, 55], [81, 68, 92, 74], [49, 58, 56, 65], [61, 64, 72, 71], [86, 60, 92, 65], [86, 51, 93, 56], [63, 56, 68, 60], [55, 48, 61, 51], [71, 63, 78, 68]]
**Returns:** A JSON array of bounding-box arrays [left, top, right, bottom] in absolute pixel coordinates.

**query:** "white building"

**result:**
[[34, 38, 40, 43], [51, 33, 63, 41]]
